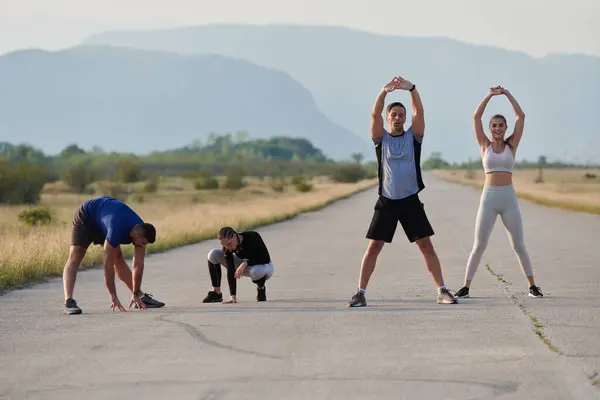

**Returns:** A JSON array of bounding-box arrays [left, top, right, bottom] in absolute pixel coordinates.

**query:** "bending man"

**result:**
[[63, 196, 165, 314]]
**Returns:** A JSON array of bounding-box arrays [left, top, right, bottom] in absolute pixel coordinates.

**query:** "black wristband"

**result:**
[[409, 84, 416, 92]]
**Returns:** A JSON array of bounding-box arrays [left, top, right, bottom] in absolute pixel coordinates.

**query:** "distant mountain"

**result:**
[[83, 24, 600, 163], [0, 46, 372, 160]]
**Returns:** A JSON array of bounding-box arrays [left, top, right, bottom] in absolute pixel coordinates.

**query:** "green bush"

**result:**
[[117, 157, 142, 183], [63, 163, 95, 193], [144, 175, 160, 193], [195, 176, 219, 190], [295, 181, 313, 192], [330, 164, 367, 183], [290, 174, 313, 192], [270, 176, 286, 192], [422, 156, 450, 170], [18, 207, 52, 226], [224, 167, 246, 190], [291, 175, 306, 185], [0, 161, 48, 204]]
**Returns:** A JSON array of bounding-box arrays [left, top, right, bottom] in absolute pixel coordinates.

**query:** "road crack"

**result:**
[[157, 315, 282, 360]]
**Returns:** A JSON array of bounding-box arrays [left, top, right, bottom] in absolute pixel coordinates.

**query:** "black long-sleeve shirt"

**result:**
[[223, 231, 271, 295]]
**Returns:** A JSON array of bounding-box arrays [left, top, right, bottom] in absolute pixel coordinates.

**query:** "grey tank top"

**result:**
[[373, 127, 422, 200]]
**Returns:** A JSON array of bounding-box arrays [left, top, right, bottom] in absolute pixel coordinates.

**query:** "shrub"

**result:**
[[63, 163, 95, 193], [224, 167, 246, 190], [117, 157, 142, 183], [144, 175, 160, 193], [290, 174, 313, 192], [330, 164, 366, 183], [0, 161, 48, 204], [195, 176, 219, 190], [291, 175, 306, 185], [18, 207, 53, 226], [295, 181, 313, 192], [269, 176, 286, 193], [584, 173, 597, 179]]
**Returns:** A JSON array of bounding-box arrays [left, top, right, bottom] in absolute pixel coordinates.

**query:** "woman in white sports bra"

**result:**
[[454, 86, 543, 299]]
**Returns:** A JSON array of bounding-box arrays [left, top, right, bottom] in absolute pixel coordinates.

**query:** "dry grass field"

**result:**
[[0, 175, 376, 290], [434, 168, 600, 215]]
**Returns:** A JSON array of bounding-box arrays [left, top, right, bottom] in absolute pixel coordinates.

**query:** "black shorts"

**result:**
[[71, 205, 106, 248], [366, 194, 434, 243]]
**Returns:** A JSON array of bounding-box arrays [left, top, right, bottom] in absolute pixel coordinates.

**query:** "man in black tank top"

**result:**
[[202, 227, 275, 303]]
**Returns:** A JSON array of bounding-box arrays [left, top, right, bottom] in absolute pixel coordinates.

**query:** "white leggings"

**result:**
[[208, 248, 274, 281], [465, 184, 533, 281]]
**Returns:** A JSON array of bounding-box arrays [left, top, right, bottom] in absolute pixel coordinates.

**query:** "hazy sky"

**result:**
[[0, 0, 598, 57]]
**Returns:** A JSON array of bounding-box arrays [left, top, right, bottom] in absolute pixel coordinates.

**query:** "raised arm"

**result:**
[[371, 78, 400, 141], [410, 87, 424, 136], [473, 88, 501, 151], [503, 88, 525, 150]]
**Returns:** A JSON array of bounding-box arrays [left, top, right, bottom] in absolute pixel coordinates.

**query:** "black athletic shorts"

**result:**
[[366, 194, 434, 243], [71, 205, 106, 248]]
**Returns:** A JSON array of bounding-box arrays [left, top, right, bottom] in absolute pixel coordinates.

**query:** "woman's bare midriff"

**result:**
[[485, 171, 513, 186]]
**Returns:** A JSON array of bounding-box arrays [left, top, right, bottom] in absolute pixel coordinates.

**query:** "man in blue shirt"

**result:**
[[62, 196, 165, 314]]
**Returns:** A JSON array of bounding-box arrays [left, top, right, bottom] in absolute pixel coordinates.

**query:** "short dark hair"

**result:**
[[134, 223, 156, 243], [386, 102, 406, 114], [218, 226, 237, 240]]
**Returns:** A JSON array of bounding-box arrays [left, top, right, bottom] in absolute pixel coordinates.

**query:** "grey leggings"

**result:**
[[465, 184, 533, 281], [207, 248, 274, 281]]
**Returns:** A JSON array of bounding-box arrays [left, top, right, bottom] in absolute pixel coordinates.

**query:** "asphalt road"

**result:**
[[1, 172, 599, 400]]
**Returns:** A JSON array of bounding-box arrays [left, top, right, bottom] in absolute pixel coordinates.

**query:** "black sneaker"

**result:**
[[63, 298, 82, 315], [141, 293, 165, 308], [437, 288, 458, 304], [454, 286, 470, 298], [529, 286, 543, 298], [202, 291, 223, 303], [347, 291, 366, 307], [256, 286, 267, 302]]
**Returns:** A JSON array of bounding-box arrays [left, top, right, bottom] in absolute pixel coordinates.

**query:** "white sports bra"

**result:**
[[482, 144, 514, 173]]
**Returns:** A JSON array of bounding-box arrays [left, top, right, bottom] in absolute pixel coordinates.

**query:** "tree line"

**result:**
[[0, 133, 375, 205], [421, 152, 600, 171]]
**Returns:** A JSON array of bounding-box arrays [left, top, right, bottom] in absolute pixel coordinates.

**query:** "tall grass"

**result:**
[[0, 179, 376, 291], [433, 168, 600, 215]]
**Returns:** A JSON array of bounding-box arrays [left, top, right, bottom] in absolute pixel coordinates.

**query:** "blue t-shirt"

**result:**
[[82, 197, 144, 248]]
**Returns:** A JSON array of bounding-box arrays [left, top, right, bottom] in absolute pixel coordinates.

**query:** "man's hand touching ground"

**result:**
[[129, 294, 148, 310], [110, 295, 127, 312]]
